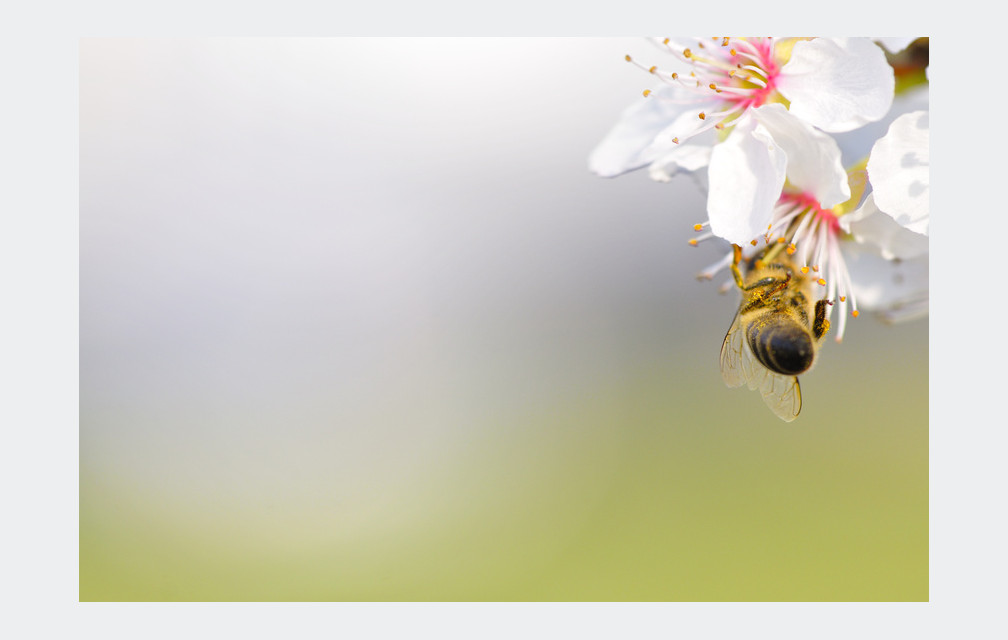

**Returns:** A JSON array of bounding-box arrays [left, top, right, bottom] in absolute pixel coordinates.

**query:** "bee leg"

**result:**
[[730, 244, 745, 290], [813, 299, 831, 340], [764, 272, 791, 297], [732, 243, 791, 297]]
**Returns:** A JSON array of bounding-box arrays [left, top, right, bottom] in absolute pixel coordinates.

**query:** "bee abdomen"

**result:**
[[746, 320, 815, 375]]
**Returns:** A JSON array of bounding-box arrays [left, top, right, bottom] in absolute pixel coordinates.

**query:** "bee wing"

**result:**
[[721, 307, 802, 422], [758, 372, 802, 422], [719, 311, 746, 388], [740, 341, 769, 392], [721, 310, 770, 391]]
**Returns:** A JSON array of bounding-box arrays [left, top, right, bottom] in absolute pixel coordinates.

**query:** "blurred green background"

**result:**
[[79, 38, 927, 602]]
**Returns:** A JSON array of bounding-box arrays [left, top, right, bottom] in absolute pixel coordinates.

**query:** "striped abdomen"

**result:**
[[746, 315, 815, 376]]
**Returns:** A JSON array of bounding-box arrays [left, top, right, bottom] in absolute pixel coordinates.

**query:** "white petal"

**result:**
[[750, 104, 850, 208], [841, 193, 929, 260], [649, 97, 721, 150], [776, 37, 895, 133], [588, 87, 686, 178], [831, 85, 929, 168], [867, 110, 929, 235], [843, 242, 928, 319], [707, 116, 787, 245], [647, 143, 712, 182]]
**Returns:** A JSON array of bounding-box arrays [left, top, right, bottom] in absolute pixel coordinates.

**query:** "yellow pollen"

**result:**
[[709, 83, 717, 90], [663, 38, 670, 45], [642, 89, 651, 97], [693, 223, 703, 231], [840, 296, 846, 302], [852, 310, 860, 318], [800, 266, 809, 274], [688, 238, 698, 246], [649, 66, 657, 73], [625, 54, 632, 62], [671, 72, 679, 80], [721, 37, 730, 46], [786, 244, 796, 255], [671, 137, 679, 144], [750, 239, 758, 246], [728, 69, 737, 77], [730, 48, 737, 56], [684, 48, 692, 58], [698, 112, 706, 120], [812, 265, 820, 273], [817, 278, 826, 286], [715, 123, 724, 130]]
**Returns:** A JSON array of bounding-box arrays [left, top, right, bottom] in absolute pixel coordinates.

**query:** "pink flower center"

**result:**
[[779, 192, 841, 234], [626, 37, 785, 145], [721, 38, 781, 111]]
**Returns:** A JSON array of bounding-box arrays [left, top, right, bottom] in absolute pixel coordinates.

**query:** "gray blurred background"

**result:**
[[79, 38, 927, 601]]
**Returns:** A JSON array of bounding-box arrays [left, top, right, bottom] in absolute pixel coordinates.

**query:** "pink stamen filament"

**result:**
[[631, 37, 783, 144]]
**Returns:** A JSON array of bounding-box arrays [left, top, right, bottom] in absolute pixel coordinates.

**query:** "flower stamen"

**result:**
[[626, 37, 786, 148]]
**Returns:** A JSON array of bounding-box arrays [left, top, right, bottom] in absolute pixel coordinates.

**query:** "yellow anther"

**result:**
[[800, 266, 809, 274], [684, 48, 692, 58], [750, 239, 758, 246], [625, 54, 632, 62], [643, 89, 651, 97], [722, 37, 730, 46], [694, 223, 703, 231], [688, 238, 698, 246], [649, 66, 657, 73], [817, 278, 826, 286], [812, 265, 819, 272], [698, 112, 706, 120], [776, 237, 786, 244], [840, 296, 846, 302], [671, 137, 679, 144], [730, 48, 737, 56], [709, 83, 717, 90], [671, 72, 679, 80], [663, 38, 670, 45], [786, 245, 796, 255], [852, 310, 860, 318]]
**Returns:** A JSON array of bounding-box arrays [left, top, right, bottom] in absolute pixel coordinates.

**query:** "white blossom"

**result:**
[[589, 37, 895, 229]]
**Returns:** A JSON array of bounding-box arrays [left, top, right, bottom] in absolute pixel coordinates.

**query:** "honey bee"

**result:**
[[720, 243, 831, 422]]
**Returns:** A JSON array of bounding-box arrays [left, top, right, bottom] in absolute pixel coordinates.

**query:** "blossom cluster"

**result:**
[[590, 37, 929, 342]]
